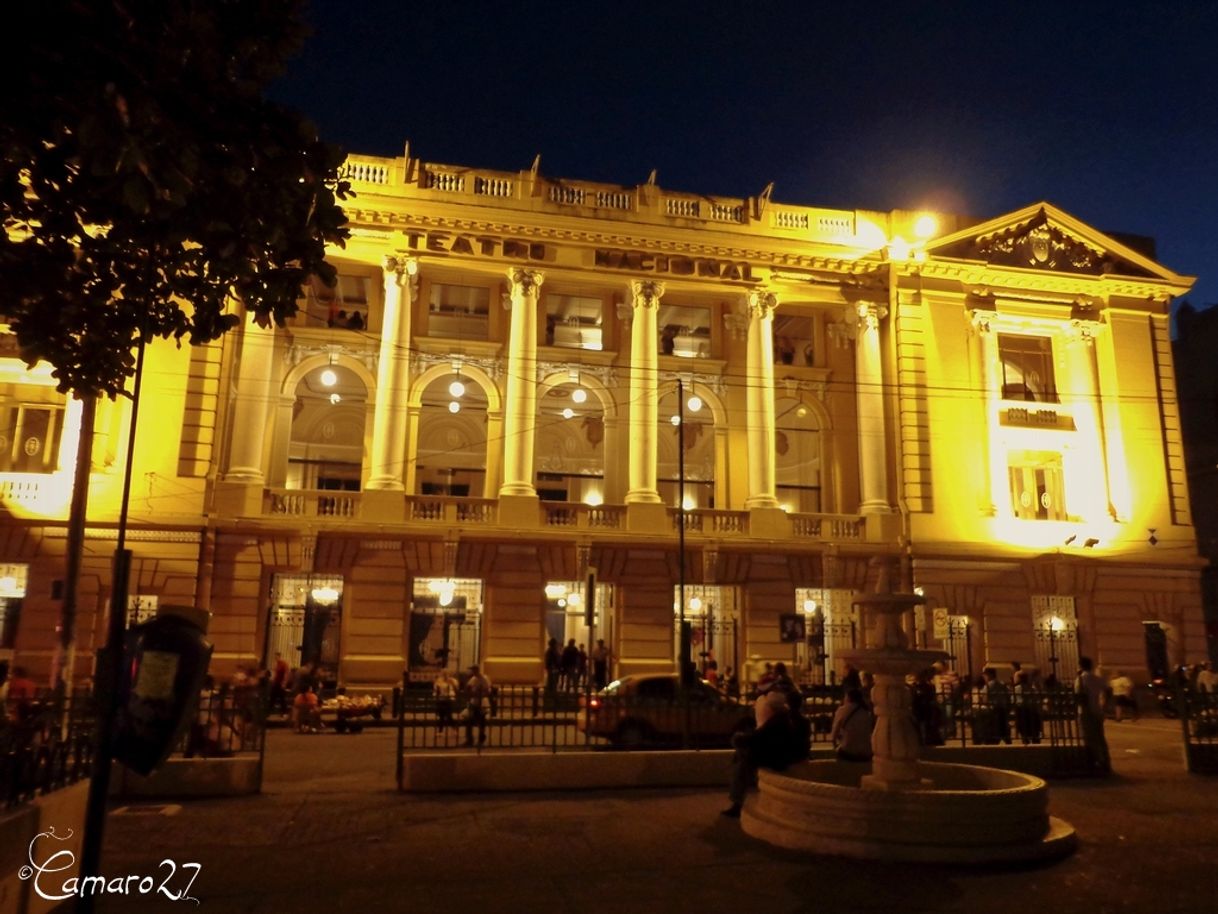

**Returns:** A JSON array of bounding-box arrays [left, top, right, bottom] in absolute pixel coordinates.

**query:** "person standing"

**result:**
[[543, 638, 562, 694], [560, 638, 580, 691], [1109, 669, 1138, 721], [270, 652, 290, 715], [1076, 656, 1111, 774], [590, 639, 612, 690], [984, 668, 1012, 745], [433, 668, 458, 735], [464, 665, 492, 747]]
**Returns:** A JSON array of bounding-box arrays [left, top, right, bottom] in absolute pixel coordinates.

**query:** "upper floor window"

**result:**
[[0, 400, 66, 473], [773, 314, 815, 367], [659, 304, 711, 359], [545, 294, 603, 350], [999, 334, 1057, 402], [428, 283, 490, 341], [1008, 450, 1067, 521], [301, 274, 371, 330]]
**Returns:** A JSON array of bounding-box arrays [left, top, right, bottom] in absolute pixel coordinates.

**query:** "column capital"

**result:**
[[630, 280, 666, 309], [855, 302, 888, 332], [969, 308, 997, 335], [746, 288, 779, 319], [506, 267, 545, 297], [382, 254, 421, 297], [1065, 318, 1100, 346]]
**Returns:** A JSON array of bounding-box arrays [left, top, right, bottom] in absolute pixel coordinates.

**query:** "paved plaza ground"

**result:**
[[88, 717, 1217, 913]]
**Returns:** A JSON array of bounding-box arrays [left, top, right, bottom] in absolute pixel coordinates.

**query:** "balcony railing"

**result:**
[[670, 510, 749, 534], [257, 487, 867, 544], [791, 513, 865, 540], [406, 496, 497, 526], [542, 502, 626, 530], [266, 489, 359, 518]]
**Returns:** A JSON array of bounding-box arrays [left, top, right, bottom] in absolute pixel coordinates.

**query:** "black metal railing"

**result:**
[[1179, 687, 1218, 774], [180, 683, 268, 758], [1, 689, 96, 810]]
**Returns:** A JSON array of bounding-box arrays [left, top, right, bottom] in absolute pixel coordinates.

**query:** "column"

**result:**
[[1064, 320, 1111, 520], [367, 255, 417, 490], [223, 310, 276, 483], [855, 302, 891, 514], [626, 280, 664, 503], [744, 288, 779, 508], [500, 267, 544, 496], [971, 310, 1005, 515]]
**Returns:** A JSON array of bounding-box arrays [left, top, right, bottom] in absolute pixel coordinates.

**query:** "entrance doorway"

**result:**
[[408, 578, 483, 682]]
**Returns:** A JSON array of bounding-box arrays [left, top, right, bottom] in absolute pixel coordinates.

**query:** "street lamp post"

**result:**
[[676, 379, 690, 685]]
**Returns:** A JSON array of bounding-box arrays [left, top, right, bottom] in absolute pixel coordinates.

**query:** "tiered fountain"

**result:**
[[741, 562, 1076, 862]]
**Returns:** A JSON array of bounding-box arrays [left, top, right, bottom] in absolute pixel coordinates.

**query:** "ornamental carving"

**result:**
[[746, 288, 779, 320], [506, 267, 545, 298], [383, 255, 419, 298], [630, 280, 666, 309]]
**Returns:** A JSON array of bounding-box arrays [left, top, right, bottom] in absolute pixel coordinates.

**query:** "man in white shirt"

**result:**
[[1196, 661, 1218, 694], [464, 665, 493, 747]]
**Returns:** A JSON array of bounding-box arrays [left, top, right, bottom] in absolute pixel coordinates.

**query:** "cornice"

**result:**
[[344, 209, 884, 275], [915, 260, 1185, 300]]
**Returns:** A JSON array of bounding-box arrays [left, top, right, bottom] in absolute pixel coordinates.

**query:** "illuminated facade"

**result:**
[[0, 153, 1204, 688]]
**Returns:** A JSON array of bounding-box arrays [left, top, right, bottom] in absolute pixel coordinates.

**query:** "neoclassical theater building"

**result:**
[[0, 152, 1205, 689]]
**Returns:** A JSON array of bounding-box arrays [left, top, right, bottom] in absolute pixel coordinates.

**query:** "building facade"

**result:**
[[0, 153, 1205, 689]]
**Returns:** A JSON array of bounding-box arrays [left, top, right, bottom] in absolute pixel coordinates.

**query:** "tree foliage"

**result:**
[[1, 0, 351, 398]]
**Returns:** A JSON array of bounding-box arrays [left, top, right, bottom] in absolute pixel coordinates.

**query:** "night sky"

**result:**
[[271, 0, 1218, 309]]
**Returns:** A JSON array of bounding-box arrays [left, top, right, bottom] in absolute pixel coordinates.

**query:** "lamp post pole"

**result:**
[[79, 336, 146, 913], [677, 379, 688, 684]]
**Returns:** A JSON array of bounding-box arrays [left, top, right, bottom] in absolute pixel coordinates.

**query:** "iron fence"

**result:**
[[390, 676, 1102, 777], [1, 689, 95, 810], [180, 683, 269, 758], [1179, 687, 1218, 774]]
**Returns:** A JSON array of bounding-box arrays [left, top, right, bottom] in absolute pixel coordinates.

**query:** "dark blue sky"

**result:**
[[272, 0, 1217, 307]]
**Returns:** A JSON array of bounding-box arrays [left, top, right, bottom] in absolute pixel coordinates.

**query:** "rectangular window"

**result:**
[[999, 334, 1057, 402], [1008, 450, 1068, 521], [773, 314, 815, 367], [301, 274, 371, 330], [428, 283, 490, 340], [545, 294, 603, 350], [0, 403, 65, 473], [658, 304, 712, 359], [0, 564, 28, 650]]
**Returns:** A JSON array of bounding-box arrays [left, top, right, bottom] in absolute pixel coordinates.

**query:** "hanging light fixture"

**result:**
[[449, 376, 466, 398], [562, 407, 574, 419], [329, 393, 342, 405], [448, 401, 461, 414], [571, 388, 588, 404], [687, 394, 702, 412], [320, 367, 338, 387]]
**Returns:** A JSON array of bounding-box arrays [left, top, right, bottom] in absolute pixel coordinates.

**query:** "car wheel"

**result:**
[[615, 721, 647, 748]]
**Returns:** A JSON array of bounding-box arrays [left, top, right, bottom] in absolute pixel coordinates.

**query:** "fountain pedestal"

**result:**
[[739, 564, 1076, 863]]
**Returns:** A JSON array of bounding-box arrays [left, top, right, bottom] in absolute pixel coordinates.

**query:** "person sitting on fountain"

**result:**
[[830, 688, 875, 762], [721, 676, 810, 818]]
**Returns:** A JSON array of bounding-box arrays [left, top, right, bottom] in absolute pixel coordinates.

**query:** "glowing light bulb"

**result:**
[[329, 393, 342, 405], [796, 405, 808, 418], [914, 214, 938, 239], [803, 600, 817, 614], [320, 368, 337, 387], [689, 597, 702, 612], [670, 415, 681, 426], [584, 492, 603, 507], [687, 395, 702, 412], [562, 408, 574, 419], [438, 588, 454, 607], [448, 401, 460, 413], [681, 495, 695, 511], [545, 584, 566, 599], [449, 379, 465, 398], [572, 388, 588, 404]]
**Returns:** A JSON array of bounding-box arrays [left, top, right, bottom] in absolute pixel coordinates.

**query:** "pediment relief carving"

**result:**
[[935, 209, 1155, 279]]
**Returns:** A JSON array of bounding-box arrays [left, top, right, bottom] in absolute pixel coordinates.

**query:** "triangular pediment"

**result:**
[[927, 203, 1188, 286]]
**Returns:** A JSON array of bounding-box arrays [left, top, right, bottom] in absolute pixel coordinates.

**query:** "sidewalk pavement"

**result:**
[[86, 718, 1217, 914]]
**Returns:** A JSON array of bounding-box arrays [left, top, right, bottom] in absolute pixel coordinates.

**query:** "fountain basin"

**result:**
[[741, 760, 1076, 863]]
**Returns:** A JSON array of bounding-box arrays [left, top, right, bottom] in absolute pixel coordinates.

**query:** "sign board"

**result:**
[[932, 607, 950, 641], [779, 613, 806, 643]]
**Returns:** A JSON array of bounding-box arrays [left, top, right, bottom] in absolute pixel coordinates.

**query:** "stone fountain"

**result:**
[[741, 562, 1076, 862]]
